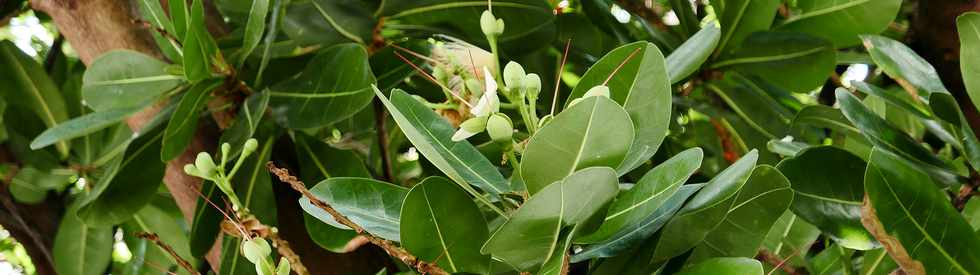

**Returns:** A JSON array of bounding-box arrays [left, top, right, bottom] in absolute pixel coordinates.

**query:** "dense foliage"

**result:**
[[4, 0, 980, 274]]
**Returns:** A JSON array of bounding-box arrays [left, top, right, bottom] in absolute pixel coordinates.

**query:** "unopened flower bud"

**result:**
[[242, 138, 259, 156], [194, 152, 217, 179], [242, 237, 272, 263], [452, 116, 488, 141], [183, 164, 201, 177], [524, 73, 542, 100], [487, 113, 513, 145], [503, 62, 525, 91], [480, 11, 498, 37]]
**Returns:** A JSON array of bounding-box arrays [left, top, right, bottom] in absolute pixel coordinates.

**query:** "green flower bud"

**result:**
[[480, 10, 498, 37], [452, 116, 488, 141], [242, 237, 272, 263], [183, 164, 201, 177], [486, 113, 513, 145], [524, 73, 542, 100], [584, 85, 611, 98], [194, 152, 217, 179], [496, 19, 505, 35], [503, 62, 526, 91], [242, 138, 259, 157], [276, 257, 291, 275]]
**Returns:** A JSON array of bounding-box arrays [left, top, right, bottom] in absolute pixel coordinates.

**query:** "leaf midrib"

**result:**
[[780, 0, 872, 26]]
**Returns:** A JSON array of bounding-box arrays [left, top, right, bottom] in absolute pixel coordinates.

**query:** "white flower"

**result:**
[[471, 66, 500, 117]]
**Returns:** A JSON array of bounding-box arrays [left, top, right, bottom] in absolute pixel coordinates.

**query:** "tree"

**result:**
[[1, 0, 980, 274]]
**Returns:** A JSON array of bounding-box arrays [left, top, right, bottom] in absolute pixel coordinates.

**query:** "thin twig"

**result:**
[[266, 162, 449, 275], [373, 99, 395, 182], [551, 39, 571, 116], [136, 232, 201, 275], [392, 51, 474, 109]]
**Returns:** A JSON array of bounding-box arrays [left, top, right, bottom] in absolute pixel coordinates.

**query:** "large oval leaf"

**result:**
[[293, 133, 367, 252], [53, 205, 113, 275], [269, 43, 376, 129], [83, 50, 183, 112], [864, 148, 980, 274], [376, 88, 511, 198], [161, 78, 222, 160], [776, 0, 902, 47], [401, 177, 490, 274], [778, 146, 877, 250], [714, 32, 836, 93], [0, 41, 70, 155], [30, 106, 142, 150], [714, 0, 780, 54], [959, 12, 980, 115], [523, 96, 633, 194], [301, 177, 408, 241], [481, 167, 619, 271], [688, 165, 793, 261], [650, 150, 758, 263], [281, 0, 374, 46], [77, 131, 166, 227], [564, 42, 670, 174], [577, 147, 703, 243], [667, 24, 721, 84]]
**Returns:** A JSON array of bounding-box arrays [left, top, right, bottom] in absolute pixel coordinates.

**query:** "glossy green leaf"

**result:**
[[852, 81, 932, 119], [8, 167, 75, 204], [0, 41, 70, 155], [570, 184, 702, 262], [376, 88, 510, 198], [564, 42, 669, 174], [293, 133, 367, 252], [807, 244, 855, 275], [281, 0, 374, 46], [239, 0, 270, 65], [269, 43, 375, 129], [761, 212, 820, 269], [708, 75, 793, 139], [650, 150, 758, 263], [77, 131, 166, 227], [958, 12, 980, 115], [776, 0, 902, 47], [836, 89, 961, 184], [777, 146, 877, 250], [169, 0, 188, 39], [161, 78, 222, 160], [715, 0, 780, 54], [302, 177, 408, 241], [53, 204, 113, 275], [183, 0, 220, 82], [219, 91, 270, 158], [482, 167, 619, 271], [861, 35, 961, 125], [667, 24, 721, 84], [860, 248, 899, 275], [578, 148, 703, 243], [689, 165, 793, 261], [82, 50, 183, 112], [676, 257, 763, 275], [400, 177, 490, 274], [714, 32, 836, 93], [136, 0, 183, 63], [379, 0, 557, 52], [30, 107, 141, 150], [523, 96, 633, 194], [231, 136, 278, 224], [122, 201, 195, 274], [864, 148, 980, 274]]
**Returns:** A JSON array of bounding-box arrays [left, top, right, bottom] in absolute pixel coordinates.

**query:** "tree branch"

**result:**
[[136, 232, 201, 275], [266, 162, 448, 275]]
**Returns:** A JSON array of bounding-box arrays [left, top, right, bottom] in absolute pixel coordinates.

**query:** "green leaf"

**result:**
[[9, 167, 75, 204], [807, 244, 855, 275], [183, 0, 220, 82], [761, 212, 820, 269], [169, 0, 189, 40], [379, 0, 557, 52], [689, 165, 793, 261], [400, 177, 491, 274], [481, 167, 619, 271], [161, 78, 222, 160], [219, 91, 270, 158], [777, 146, 877, 250], [776, 0, 902, 47], [269, 43, 375, 129], [302, 177, 408, 241], [713, 32, 836, 93], [675, 257, 763, 275], [82, 50, 183, 112], [281, 0, 374, 46], [715, 0, 780, 54], [376, 88, 510, 200], [667, 24, 721, 84], [564, 42, 670, 174], [77, 131, 166, 227], [122, 201, 195, 273], [570, 184, 702, 262], [293, 133, 367, 252], [860, 248, 899, 275], [577, 148, 703, 243], [650, 150, 758, 263], [864, 148, 980, 274], [707, 75, 793, 139], [852, 81, 932, 119], [239, 0, 270, 65], [836, 89, 961, 184], [861, 35, 961, 125], [958, 12, 980, 115], [30, 107, 141, 150], [0, 41, 70, 156], [53, 204, 113, 275], [790, 105, 866, 144], [231, 136, 279, 224], [523, 96, 633, 194], [136, 0, 183, 63]]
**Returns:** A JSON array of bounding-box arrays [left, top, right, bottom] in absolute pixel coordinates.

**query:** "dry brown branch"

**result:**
[[266, 162, 449, 275], [136, 232, 201, 275]]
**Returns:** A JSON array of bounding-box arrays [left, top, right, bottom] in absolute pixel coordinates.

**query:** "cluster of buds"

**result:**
[[452, 67, 514, 146], [183, 138, 259, 211], [502, 62, 542, 101], [242, 237, 290, 275]]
